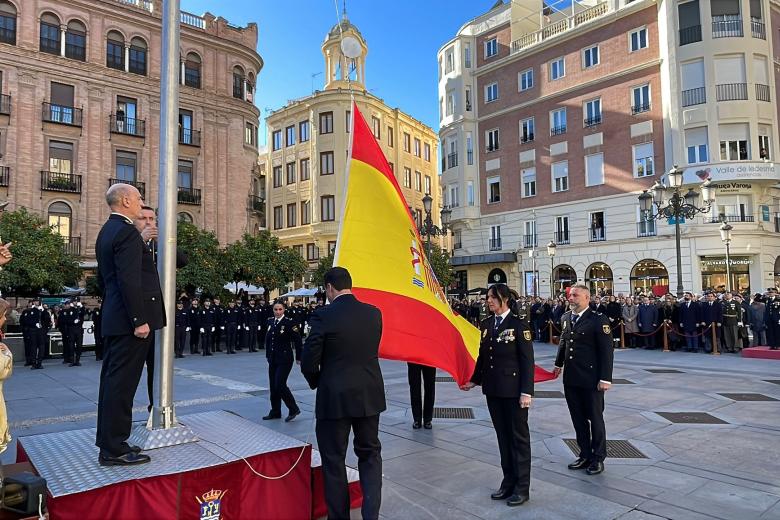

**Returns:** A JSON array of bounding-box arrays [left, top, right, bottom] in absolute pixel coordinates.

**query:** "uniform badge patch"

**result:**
[[523, 330, 532, 341], [602, 325, 611, 334], [482, 328, 487, 338]]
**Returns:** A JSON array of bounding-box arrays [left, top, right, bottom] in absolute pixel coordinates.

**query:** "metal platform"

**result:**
[[18, 410, 308, 498]]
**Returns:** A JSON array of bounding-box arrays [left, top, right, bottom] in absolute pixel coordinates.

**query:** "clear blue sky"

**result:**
[[181, 0, 499, 143]]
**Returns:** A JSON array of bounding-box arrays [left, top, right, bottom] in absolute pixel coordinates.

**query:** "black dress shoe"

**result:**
[[423, 421, 432, 429], [568, 457, 590, 470], [586, 460, 605, 475], [129, 445, 142, 454], [262, 413, 281, 420], [506, 494, 529, 507], [285, 410, 300, 422], [412, 421, 422, 430], [490, 488, 512, 500], [32, 364, 43, 370], [99, 452, 151, 466], [70, 362, 81, 367]]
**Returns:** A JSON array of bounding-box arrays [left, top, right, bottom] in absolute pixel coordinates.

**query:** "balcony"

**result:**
[[584, 116, 602, 128], [0, 94, 10, 115], [109, 178, 146, 199], [522, 234, 538, 249], [751, 19, 766, 39], [681, 87, 706, 107], [0, 166, 8, 187], [511, 2, 609, 54], [116, 0, 153, 12], [489, 238, 502, 251], [486, 144, 499, 153], [637, 222, 657, 238], [588, 226, 606, 242], [248, 195, 264, 213], [550, 125, 567, 136], [631, 103, 650, 115], [62, 236, 81, 256], [181, 11, 206, 29], [679, 25, 702, 45], [704, 215, 754, 224], [716, 83, 748, 101], [447, 153, 458, 169], [42, 102, 83, 127], [756, 84, 771, 102], [554, 231, 570, 245], [110, 115, 146, 137], [177, 187, 201, 205], [466, 150, 473, 164], [712, 18, 743, 38], [520, 133, 535, 144], [179, 128, 201, 147], [41, 171, 82, 193]]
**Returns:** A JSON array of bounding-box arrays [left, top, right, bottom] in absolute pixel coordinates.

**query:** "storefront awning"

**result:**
[[451, 253, 516, 266]]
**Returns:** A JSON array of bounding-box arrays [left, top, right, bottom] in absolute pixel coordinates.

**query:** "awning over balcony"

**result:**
[[450, 252, 516, 267]]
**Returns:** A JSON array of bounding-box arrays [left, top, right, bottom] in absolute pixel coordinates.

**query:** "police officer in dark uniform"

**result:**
[[72, 298, 86, 365], [555, 284, 613, 476], [462, 283, 534, 507], [212, 297, 225, 353], [59, 300, 74, 363], [766, 288, 780, 349], [263, 301, 302, 422], [92, 305, 104, 361], [257, 299, 270, 348], [721, 292, 742, 353], [200, 299, 215, 356], [223, 300, 242, 355], [514, 296, 531, 326], [187, 299, 201, 354], [174, 301, 188, 358], [34, 302, 51, 369], [20, 301, 39, 366], [244, 299, 260, 352]]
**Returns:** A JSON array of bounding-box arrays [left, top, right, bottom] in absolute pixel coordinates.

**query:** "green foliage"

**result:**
[[312, 252, 334, 287], [427, 242, 455, 290], [224, 231, 307, 293], [175, 222, 228, 297], [0, 208, 80, 295], [85, 274, 101, 297]]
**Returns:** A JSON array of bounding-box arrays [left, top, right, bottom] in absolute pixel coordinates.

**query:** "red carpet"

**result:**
[[741, 346, 780, 360]]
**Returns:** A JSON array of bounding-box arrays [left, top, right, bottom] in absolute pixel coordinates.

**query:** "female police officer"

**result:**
[[461, 283, 534, 507]]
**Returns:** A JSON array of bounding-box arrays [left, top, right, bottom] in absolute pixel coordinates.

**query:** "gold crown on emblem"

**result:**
[[201, 489, 224, 502]]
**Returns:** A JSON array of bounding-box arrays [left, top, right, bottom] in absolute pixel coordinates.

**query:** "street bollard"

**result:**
[[619, 322, 625, 349], [662, 322, 669, 352], [548, 321, 553, 344]]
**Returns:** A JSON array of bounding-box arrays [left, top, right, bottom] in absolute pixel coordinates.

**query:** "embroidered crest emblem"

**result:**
[[196, 489, 227, 520], [523, 330, 532, 341], [602, 325, 611, 334]]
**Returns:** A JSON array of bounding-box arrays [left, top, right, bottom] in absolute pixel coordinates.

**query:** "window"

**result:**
[[321, 195, 335, 221], [487, 176, 500, 203], [286, 162, 296, 184], [630, 27, 648, 51], [184, 52, 201, 88], [464, 43, 472, 68], [584, 98, 602, 126], [486, 128, 499, 151], [282, 203, 295, 228], [583, 46, 599, 68], [552, 161, 569, 192], [490, 225, 501, 250], [285, 125, 296, 146], [388, 162, 394, 173], [128, 37, 147, 76], [467, 180, 475, 206], [555, 216, 570, 244], [272, 165, 282, 188], [299, 120, 310, 142], [720, 139, 749, 160], [633, 143, 654, 177], [65, 20, 86, 61], [415, 171, 422, 192], [293, 245, 304, 258], [550, 108, 567, 135], [424, 175, 431, 195], [306, 243, 319, 261], [0, 1, 17, 45], [414, 209, 423, 228], [273, 206, 283, 230], [300, 158, 310, 181], [403, 133, 411, 152], [319, 111, 333, 134], [39, 13, 60, 55], [519, 68, 533, 91], [466, 132, 474, 164], [328, 241, 337, 255], [301, 200, 311, 225], [424, 143, 431, 162], [414, 138, 421, 157], [320, 151, 334, 175], [465, 87, 472, 111], [115, 96, 138, 135], [585, 153, 605, 186], [445, 47, 454, 74], [550, 57, 565, 80], [589, 211, 606, 241], [522, 168, 536, 198], [178, 159, 193, 188], [115, 150, 137, 182], [48, 202, 72, 237], [49, 82, 75, 124], [106, 31, 124, 70], [632, 84, 650, 114], [232, 66, 245, 99], [759, 133, 771, 160], [446, 92, 454, 116], [387, 127, 394, 147], [448, 184, 460, 207], [245, 122, 257, 147], [403, 167, 412, 188], [485, 82, 498, 102], [520, 117, 534, 143], [523, 220, 537, 248], [485, 37, 497, 58], [686, 127, 709, 164], [372, 116, 380, 138], [343, 110, 350, 133], [272, 130, 282, 151], [178, 109, 194, 145], [245, 72, 255, 103]]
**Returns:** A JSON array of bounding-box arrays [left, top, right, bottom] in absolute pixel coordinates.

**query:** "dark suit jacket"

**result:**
[[700, 300, 723, 325], [301, 294, 386, 420], [96, 214, 164, 336], [265, 315, 302, 364], [469, 313, 534, 398], [678, 301, 700, 332], [555, 308, 614, 388]]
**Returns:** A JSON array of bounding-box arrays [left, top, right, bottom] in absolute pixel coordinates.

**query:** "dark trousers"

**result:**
[[200, 330, 212, 355], [246, 327, 258, 352], [213, 328, 223, 351], [316, 414, 382, 520], [94, 328, 104, 360], [486, 396, 531, 496], [174, 327, 186, 356], [96, 334, 151, 456], [564, 385, 606, 462], [189, 329, 200, 353], [640, 332, 655, 349], [407, 363, 435, 423], [34, 329, 46, 366], [226, 326, 238, 354], [146, 338, 155, 410], [268, 362, 298, 414], [22, 328, 34, 364], [72, 329, 84, 362], [61, 329, 72, 362]]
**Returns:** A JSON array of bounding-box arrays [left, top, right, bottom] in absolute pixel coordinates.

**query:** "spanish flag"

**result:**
[[335, 103, 555, 385]]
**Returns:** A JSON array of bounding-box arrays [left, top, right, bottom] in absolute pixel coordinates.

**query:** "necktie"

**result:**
[[572, 314, 579, 325], [494, 315, 503, 330]]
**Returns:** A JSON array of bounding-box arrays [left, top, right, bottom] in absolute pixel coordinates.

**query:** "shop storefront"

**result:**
[[700, 256, 752, 294], [552, 264, 577, 296], [586, 262, 613, 296], [630, 259, 669, 296]]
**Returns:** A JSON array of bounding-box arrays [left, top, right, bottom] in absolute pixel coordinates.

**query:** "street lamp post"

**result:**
[[638, 165, 714, 298], [547, 240, 556, 298], [720, 221, 733, 292], [418, 193, 451, 265]]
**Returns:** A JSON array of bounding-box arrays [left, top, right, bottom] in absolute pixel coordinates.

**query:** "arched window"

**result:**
[[232, 65, 245, 99], [48, 201, 71, 237], [39, 12, 61, 55], [184, 52, 201, 89], [0, 1, 18, 45], [128, 36, 147, 76], [246, 72, 255, 102], [106, 30, 124, 70], [585, 262, 613, 295], [65, 19, 86, 61], [177, 212, 193, 223], [552, 264, 577, 296], [630, 259, 669, 296]]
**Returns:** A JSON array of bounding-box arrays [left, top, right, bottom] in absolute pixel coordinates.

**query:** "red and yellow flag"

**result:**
[[335, 102, 554, 385]]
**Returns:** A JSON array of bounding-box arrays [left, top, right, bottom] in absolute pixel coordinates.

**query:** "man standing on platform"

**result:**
[[554, 284, 613, 476], [92, 304, 103, 361], [301, 267, 385, 520], [95, 184, 164, 466]]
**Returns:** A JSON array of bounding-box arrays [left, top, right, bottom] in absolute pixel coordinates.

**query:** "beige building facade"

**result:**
[[263, 16, 441, 281], [0, 0, 264, 265]]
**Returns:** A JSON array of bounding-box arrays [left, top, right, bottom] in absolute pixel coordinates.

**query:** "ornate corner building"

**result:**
[[0, 0, 263, 267], [440, 0, 780, 297]]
